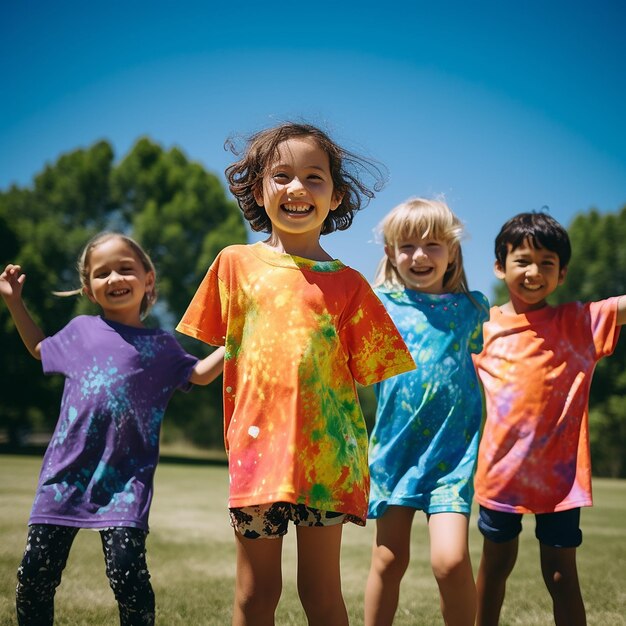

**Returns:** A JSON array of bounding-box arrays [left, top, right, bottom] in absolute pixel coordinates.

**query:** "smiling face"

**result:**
[[85, 236, 155, 326], [253, 137, 342, 250], [386, 236, 451, 294], [495, 239, 566, 313]]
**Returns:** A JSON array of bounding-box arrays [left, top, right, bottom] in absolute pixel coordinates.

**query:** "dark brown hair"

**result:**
[[224, 122, 387, 235]]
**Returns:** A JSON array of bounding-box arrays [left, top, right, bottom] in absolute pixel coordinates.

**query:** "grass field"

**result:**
[[1, 455, 624, 625]]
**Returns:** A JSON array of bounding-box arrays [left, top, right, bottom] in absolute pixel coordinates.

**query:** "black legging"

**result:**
[[16, 524, 155, 625]]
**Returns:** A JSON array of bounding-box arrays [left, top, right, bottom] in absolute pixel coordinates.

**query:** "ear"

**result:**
[[494, 260, 506, 280], [83, 285, 97, 304], [558, 265, 567, 285], [145, 270, 156, 295], [253, 184, 264, 207], [384, 244, 397, 268], [330, 191, 344, 212]]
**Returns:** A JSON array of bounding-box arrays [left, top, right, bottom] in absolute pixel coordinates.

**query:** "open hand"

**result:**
[[0, 264, 26, 302]]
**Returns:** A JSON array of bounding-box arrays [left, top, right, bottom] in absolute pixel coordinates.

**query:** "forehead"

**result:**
[[507, 239, 559, 258], [271, 137, 330, 169], [89, 238, 140, 267]]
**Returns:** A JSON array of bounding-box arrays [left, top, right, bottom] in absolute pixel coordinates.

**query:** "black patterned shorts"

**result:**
[[229, 502, 347, 539]]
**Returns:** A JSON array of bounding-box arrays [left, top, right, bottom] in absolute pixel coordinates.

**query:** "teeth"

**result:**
[[523, 284, 542, 291], [283, 203, 311, 213], [111, 289, 129, 295]]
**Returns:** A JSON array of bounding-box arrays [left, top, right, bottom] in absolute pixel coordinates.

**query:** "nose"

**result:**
[[107, 270, 124, 283], [413, 246, 427, 260], [286, 177, 306, 197], [525, 264, 539, 277]]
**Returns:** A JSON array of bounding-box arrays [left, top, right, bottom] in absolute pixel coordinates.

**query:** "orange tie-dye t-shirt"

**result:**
[[177, 243, 415, 524], [473, 299, 620, 514]]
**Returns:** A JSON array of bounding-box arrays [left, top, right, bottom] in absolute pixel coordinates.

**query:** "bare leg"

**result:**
[[364, 506, 414, 626], [296, 523, 348, 626], [539, 543, 586, 626], [428, 513, 476, 626], [232, 531, 283, 626], [476, 537, 518, 626]]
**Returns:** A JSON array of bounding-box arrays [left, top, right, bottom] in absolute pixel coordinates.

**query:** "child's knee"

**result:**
[[236, 584, 281, 617], [371, 543, 410, 580], [431, 550, 469, 582], [16, 559, 62, 598]]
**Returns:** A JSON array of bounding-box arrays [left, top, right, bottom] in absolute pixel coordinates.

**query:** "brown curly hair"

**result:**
[[224, 122, 387, 235]]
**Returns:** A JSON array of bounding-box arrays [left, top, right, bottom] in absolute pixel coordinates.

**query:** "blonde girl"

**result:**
[[1, 232, 223, 625], [364, 198, 489, 626]]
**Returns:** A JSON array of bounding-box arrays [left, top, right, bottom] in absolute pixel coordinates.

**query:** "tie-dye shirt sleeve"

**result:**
[[474, 298, 620, 514], [341, 285, 420, 386], [177, 243, 415, 523]]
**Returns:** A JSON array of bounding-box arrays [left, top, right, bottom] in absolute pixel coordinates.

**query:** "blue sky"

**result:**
[[2, 0, 625, 298]]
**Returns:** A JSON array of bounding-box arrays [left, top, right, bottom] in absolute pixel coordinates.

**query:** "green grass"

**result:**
[[1, 455, 624, 625]]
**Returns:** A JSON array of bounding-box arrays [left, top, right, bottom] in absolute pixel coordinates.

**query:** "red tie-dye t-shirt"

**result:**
[[473, 299, 620, 514], [177, 243, 415, 524]]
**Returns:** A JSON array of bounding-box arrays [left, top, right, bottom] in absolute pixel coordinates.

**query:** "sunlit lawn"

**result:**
[[1, 455, 624, 625]]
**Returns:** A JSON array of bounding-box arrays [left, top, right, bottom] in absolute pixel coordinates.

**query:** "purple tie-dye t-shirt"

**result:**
[[30, 315, 198, 530]]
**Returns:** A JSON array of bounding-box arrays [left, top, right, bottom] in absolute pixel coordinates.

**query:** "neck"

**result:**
[[500, 299, 549, 315], [101, 310, 144, 328], [264, 231, 332, 261]]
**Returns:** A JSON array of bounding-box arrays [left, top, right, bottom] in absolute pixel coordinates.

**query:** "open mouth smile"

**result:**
[[281, 203, 313, 215], [109, 288, 131, 297], [410, 266, 434, 276]]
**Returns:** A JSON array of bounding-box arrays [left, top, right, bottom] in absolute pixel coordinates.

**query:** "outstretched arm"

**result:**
[[0, 264, 45, 360], [189, 346, 225, 385], [617, 294, 626, 326]]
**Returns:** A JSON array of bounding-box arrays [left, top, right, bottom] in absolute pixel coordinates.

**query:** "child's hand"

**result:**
[[0, 264, 26, 302]]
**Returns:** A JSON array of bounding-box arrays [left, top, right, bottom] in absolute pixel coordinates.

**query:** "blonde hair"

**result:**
[[54, 232, 157, 317], [373, 197, 469, 293]]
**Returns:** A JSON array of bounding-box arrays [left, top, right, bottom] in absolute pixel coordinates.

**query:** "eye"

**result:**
[[272, 172, 289, 181]]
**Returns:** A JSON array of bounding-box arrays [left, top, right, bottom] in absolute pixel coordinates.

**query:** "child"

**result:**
[[176, 122, 416, 626], [364, 198, 489, 626], [473, 211, 626, 626], [1, 232, 224, 626]]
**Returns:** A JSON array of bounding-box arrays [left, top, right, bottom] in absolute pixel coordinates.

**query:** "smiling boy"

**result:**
[[472, 211, 626, 626]]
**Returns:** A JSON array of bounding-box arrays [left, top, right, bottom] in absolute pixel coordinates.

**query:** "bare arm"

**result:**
[[0, 265, 45, 360], [617, 294, 626, 326], [189, 346, 225, 385]]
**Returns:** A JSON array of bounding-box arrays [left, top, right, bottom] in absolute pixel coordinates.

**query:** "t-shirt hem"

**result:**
[[176, 323, 223, 346], [361, 362, 416, 386], [29, 515, 148, 531], [368, 498, 471, 518]]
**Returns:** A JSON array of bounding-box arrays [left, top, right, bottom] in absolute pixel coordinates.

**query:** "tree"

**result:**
[[1, 138, 247, 448]]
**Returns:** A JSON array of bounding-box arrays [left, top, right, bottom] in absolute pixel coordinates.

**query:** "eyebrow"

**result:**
[[272, 162, 327, 172], [91, 258, 138, 271]]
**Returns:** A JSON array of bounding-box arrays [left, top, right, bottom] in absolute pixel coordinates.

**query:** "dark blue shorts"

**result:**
[[478, 505, 582, 548]]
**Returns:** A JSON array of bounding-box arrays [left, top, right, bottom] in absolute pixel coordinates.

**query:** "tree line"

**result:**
[[1, 139, 624, 476]]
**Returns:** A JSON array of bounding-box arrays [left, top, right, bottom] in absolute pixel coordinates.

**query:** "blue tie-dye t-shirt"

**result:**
[[368, 287, 489, 518], [30, 315, 198, 530]]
